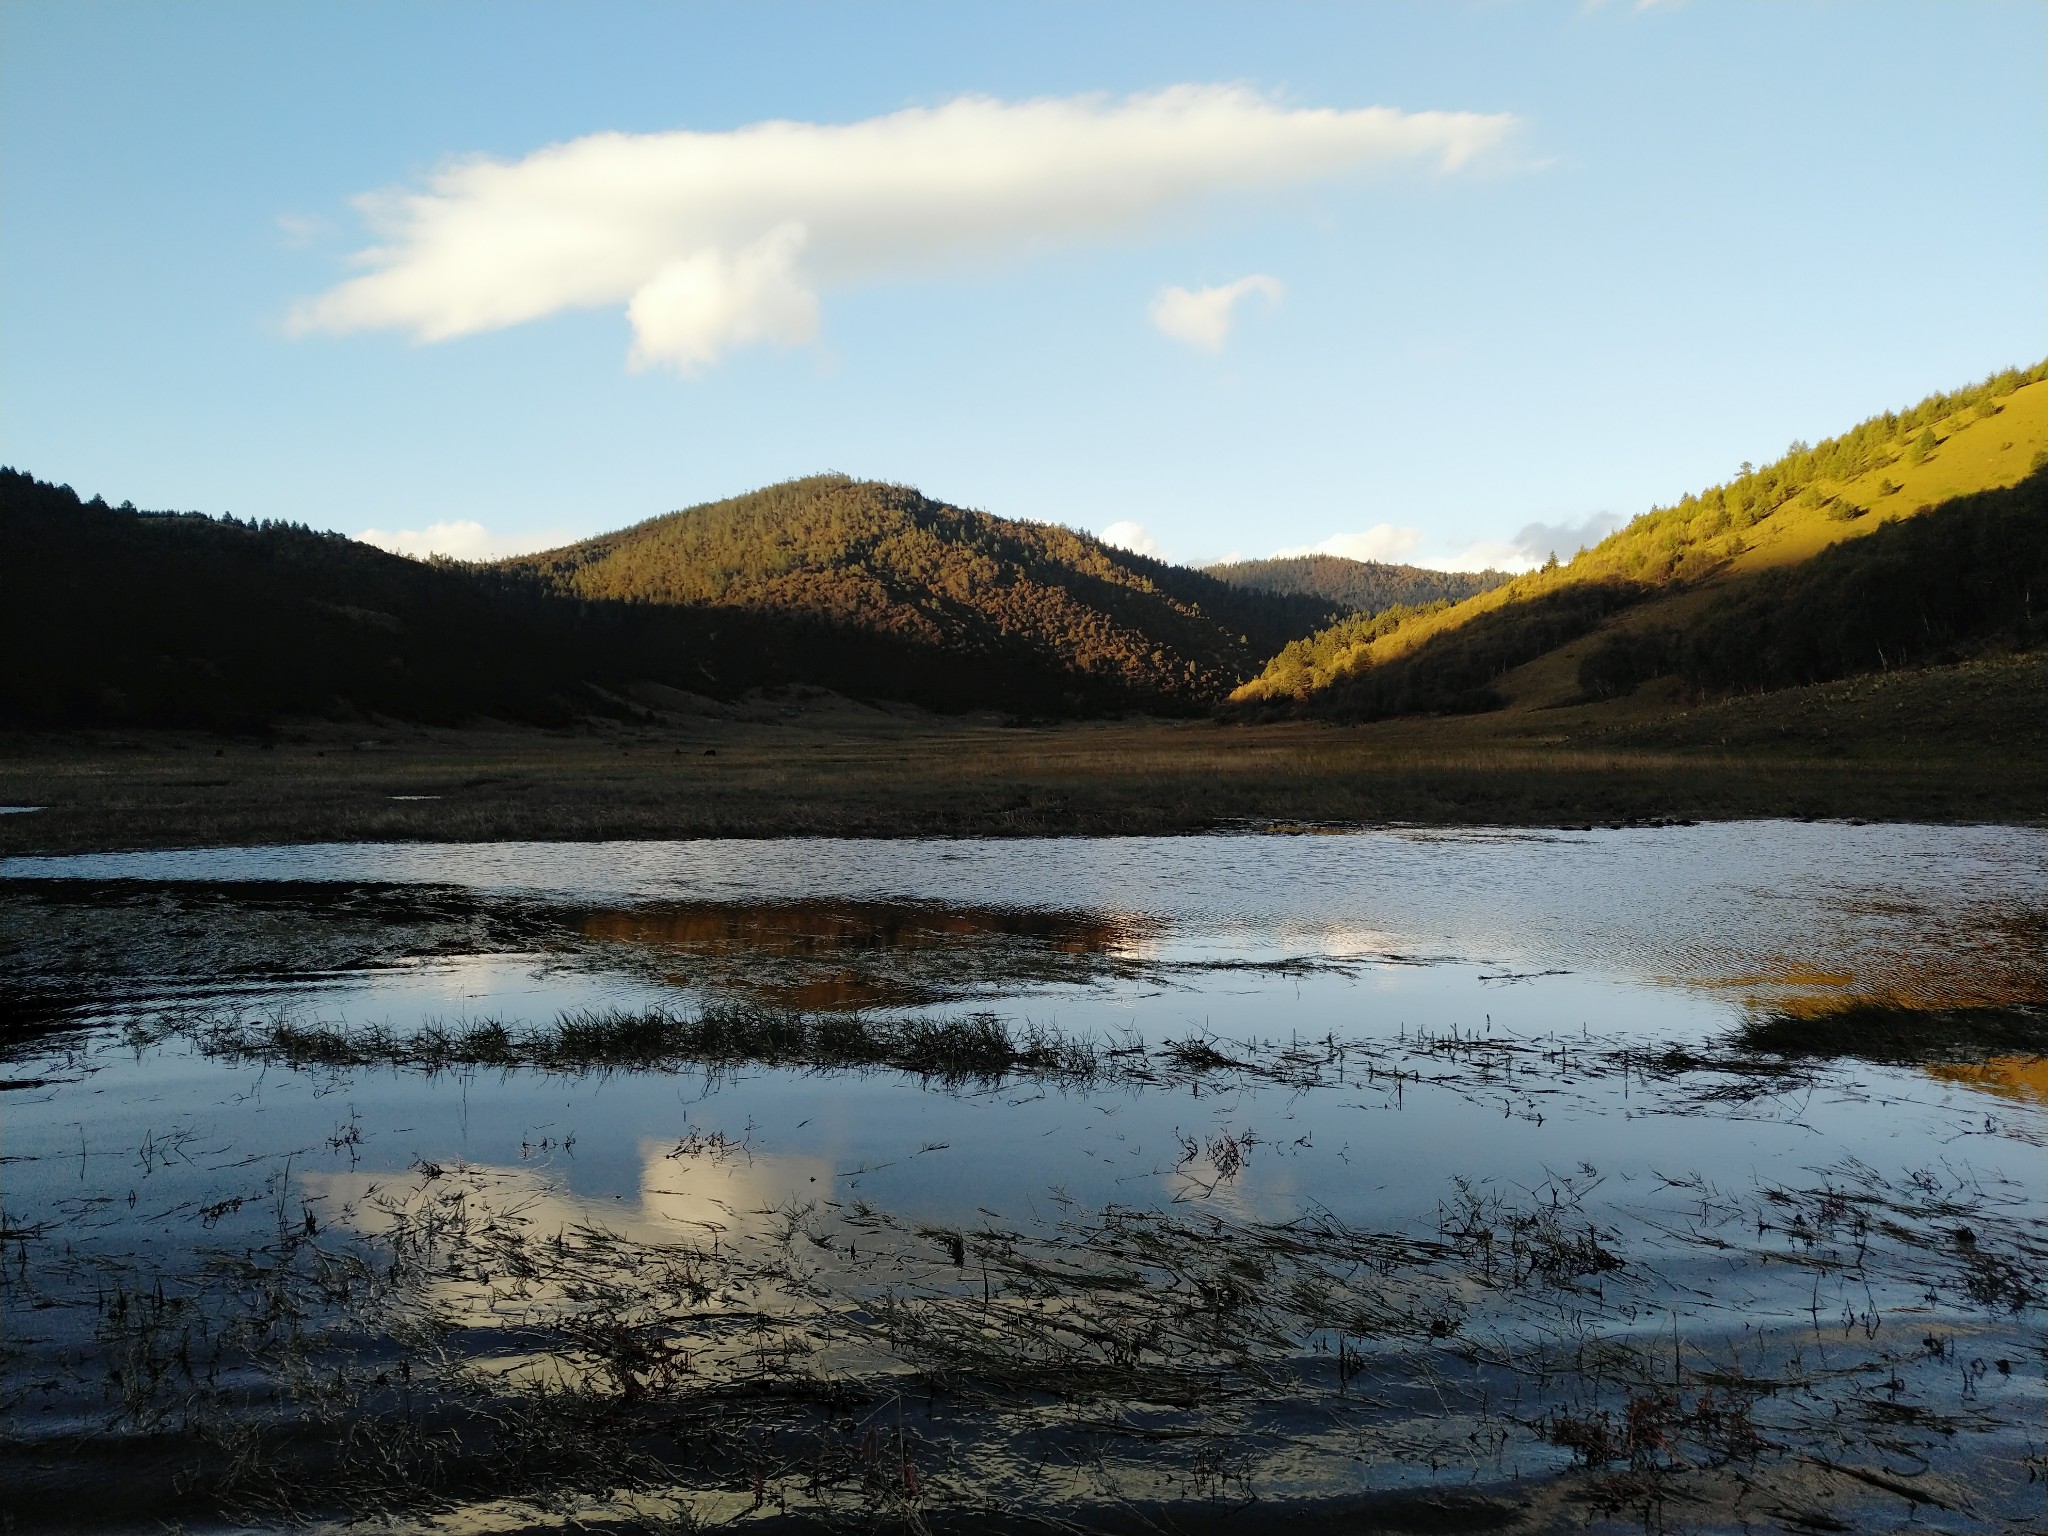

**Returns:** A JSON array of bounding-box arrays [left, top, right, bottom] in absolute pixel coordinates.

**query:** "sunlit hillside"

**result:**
[[502, 475, 1342, 709], [1235, 362, 2048, 718]]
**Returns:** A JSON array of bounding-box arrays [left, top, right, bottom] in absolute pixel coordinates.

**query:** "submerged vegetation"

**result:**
[[125, 993, 2048, 1124]]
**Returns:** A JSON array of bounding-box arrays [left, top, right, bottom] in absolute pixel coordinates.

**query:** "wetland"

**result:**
[[3, 823, 2044, 1534]]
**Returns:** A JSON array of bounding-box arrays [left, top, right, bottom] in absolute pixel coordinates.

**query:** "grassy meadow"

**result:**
[[5, 649, 2043, 855]]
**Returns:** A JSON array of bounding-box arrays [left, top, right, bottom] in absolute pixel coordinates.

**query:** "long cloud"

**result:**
[[291, 86, 1516, 373]]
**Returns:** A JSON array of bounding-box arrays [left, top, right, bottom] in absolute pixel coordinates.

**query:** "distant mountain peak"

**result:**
[[1205, 553, 1508, 617]]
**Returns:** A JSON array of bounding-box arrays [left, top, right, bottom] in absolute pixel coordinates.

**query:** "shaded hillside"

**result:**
[[504, 476, 1336, 706], [1, 472, 1338, 731], [1234, 361, 2048, 721], [0, 471, 616, 730], [1580, 468, 2048, 699], [1206, 553, 1506, 615]]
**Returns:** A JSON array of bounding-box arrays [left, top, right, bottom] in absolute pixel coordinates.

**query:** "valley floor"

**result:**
[[2, 654, 2043, 854]]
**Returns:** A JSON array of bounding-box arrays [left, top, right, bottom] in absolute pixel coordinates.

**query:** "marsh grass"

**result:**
[[143, 1004, 1980, 1161], [153, 1006, 1847, 1117], [166, 1004, 1108, 1084], [7, 677, 2045, 861]]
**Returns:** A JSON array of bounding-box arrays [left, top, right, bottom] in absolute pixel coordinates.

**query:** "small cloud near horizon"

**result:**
[[1099, 520, 1165, 559], [1150, 274, 1283, 351], [1423, 511, 1624, 573], [358, 521, 572, 562], [1435, 540, 1528, 573], [291, 87, 1516, 374], [1259, 509, 1622, 574], [1272, 524, 1424, 563], [1508, 510, 1625, 564]]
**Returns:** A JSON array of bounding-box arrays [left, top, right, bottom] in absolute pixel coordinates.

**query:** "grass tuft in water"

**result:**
[[176, 1003, 1106, 1083]]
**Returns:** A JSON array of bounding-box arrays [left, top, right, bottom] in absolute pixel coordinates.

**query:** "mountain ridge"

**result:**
[[1204, 553, 1508, 616], [496, 474, 1345, 708]]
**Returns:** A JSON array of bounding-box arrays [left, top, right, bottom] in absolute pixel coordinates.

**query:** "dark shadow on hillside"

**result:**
[[1235, 580, 1648, 722], [1580, 466, 2048, 702]]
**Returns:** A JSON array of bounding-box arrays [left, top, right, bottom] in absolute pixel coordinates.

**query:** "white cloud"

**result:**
[[357, 521, 571, 561], [1273, 524, 1424, 563], [292, 86, 1516, 373], [1436, 540, 1529, 573], [1099, 520, 1165, 559], [1420, 513, 1623, 574], [626, 223, 820, 374], [1508, 510, 1624, 565], [1150, 273, 1283, 351]]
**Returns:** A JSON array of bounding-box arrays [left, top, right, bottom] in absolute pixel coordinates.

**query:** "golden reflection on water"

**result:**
[[574, 898, 1157, 1009], [1924, 1055, 2048, 1105], [1692, 963, 2045, 1018], [578, 900, 1148, 958]]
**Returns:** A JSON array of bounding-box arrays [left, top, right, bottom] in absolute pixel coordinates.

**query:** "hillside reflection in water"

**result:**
[[577, 897, 1156, 1009]]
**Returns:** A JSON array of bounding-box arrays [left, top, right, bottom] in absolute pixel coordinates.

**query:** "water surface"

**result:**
[[4, 823, 2043, 1533]]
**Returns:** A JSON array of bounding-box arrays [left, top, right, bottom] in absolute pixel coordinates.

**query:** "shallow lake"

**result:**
[[3, 823, 2044, 1533]]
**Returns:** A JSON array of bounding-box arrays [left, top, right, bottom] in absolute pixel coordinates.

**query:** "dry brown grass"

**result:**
[[3, 670, 2041, 856]]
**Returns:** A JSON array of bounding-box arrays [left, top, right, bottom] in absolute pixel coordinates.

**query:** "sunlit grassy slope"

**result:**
[[1236, 362, 2048, 717]]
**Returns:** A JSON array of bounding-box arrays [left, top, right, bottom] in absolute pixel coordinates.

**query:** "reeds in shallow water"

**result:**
[[162, 1003, 1108, 1083]]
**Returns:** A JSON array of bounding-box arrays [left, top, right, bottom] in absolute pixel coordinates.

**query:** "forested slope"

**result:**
[[1, 472, 1339, 729], [1233, 361, 2048, 721], [503, 476, 1338, 706], [1, 472, 611, 729], [1205, 553, 1505, 615]]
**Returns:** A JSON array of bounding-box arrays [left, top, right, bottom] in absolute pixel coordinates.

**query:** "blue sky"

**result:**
[[3, 1, 2042, 570]]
